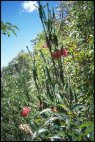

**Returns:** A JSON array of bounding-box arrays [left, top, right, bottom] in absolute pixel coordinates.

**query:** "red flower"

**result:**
[[20, 107, 31, 117], [60, 48, 68, 57], [51, 50, 61, 60], [51, 48, 67, 60], [21, 111, 28, 117]]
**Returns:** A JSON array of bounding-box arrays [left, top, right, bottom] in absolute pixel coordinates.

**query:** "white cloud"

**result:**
[[22, 1, 38, 13]]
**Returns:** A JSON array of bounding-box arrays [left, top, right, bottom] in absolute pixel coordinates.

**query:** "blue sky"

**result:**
[[1, 1, 58, 68]]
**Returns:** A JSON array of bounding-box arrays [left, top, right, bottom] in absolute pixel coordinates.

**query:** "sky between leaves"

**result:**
[[1, 1, 58, 68]]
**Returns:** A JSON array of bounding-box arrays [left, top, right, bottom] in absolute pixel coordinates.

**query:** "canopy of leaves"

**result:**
[[1, 21, 19, 37]]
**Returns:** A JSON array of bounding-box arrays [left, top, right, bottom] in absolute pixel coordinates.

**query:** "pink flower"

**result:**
[[51, 50, 61, 60], [20, 107, 31, 117], [60, 48, 68, 57], [51, 48, 68, 60]]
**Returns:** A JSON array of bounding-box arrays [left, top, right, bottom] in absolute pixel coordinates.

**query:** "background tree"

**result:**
[[1, 21, 19, 37]]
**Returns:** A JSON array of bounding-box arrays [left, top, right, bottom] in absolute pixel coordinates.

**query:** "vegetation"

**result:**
[[1, 1, 94, 141], [1, 21, 19, 37]]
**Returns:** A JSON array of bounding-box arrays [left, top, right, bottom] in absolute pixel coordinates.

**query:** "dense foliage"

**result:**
[[1, 1, 94, 141]]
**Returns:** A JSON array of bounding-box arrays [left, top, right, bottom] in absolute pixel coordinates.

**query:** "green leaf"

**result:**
[[55, 93, 64, 103], [42, 93, 54, 105], [68, 131, 77, 139], [40, 108, 51, 114], [7, 32, 10, 37], [83, 127, 94, 136], [57, 131, 65, 137], [10, 29, 17, 36], [71, 104, 85, 111], [13, 25, 19, 31], [38, 128, 48, 134], [32, 131, 37, 140], [44, 116, 60, 125], [6, 22, 12, 25], [58, 104, 70, 112], [51, 136, 62, 141], [80, 121, 94, 128]]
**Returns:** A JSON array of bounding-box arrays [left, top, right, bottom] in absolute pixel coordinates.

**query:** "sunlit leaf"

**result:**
[[80, 121, 94, 128], [40, 108, 51, 114]]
